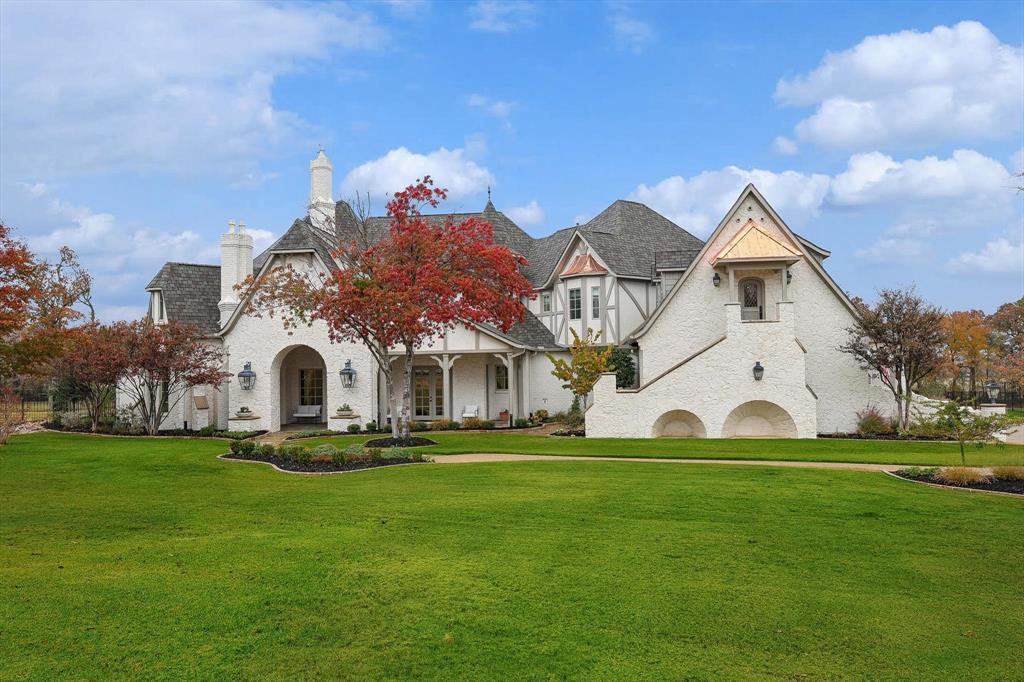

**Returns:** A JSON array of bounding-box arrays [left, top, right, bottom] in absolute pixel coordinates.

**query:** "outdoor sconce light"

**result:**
[[985, 380, 1000, 403], [712, 272, 721, 287], [237, 361, 257, 391], [786, 270, 792, 284], [753, 361, 765, 381], [339, 359, 357, 388]]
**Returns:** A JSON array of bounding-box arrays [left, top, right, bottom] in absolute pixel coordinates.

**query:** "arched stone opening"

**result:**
[[651, 410, 707, 438], [722, 400, 797, 438], [270, 344, 328, 431]]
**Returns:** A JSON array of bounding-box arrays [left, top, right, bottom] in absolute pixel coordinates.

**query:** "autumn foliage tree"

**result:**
[[0, 224, 90, 445], [840, 287, 946, 432], [941, 310, 994, 395], [244, 177, 534, 441], [55, 323, 132, 431], [988, 297, 1024, 387], [118, 320, 228, 435], [547, 328, 614, 410]]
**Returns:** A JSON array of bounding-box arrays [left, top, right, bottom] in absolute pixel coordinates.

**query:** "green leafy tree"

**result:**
[[547, 328, 613, 409], [930, 401, 1008, 466]]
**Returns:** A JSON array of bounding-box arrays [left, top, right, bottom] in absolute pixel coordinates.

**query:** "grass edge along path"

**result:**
[[301, 431, 1024, 467]]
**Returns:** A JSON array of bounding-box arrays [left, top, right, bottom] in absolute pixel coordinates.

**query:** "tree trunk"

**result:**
[[399, 345, 414, 440]]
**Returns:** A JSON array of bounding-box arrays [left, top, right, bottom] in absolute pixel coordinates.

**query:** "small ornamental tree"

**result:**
[[243, 178, 534, 441], [56, 323, 132, 431], [119, 320, 228, 435], [840, 287, 945, 432], [930, 401, 1007, 466], [547, 328, 613, 410]]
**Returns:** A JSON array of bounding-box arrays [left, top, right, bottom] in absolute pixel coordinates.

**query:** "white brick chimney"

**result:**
[[309, 148, 334, 233], [219, 219, 254, 326]]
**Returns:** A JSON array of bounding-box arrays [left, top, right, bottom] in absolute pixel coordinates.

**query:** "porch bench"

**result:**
[[293, 404, 322, 423]]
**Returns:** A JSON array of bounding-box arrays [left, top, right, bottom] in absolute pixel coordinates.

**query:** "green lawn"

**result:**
[[2, 433, 1022, 680], [301, 431, 1024, 467]]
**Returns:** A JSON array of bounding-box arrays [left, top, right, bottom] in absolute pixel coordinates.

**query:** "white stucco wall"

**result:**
[[528, 351, 574, 415], [588, 303, 817, 438]]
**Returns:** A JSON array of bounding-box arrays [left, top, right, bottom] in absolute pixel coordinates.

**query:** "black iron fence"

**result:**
[[944, 385, 1023, 411]]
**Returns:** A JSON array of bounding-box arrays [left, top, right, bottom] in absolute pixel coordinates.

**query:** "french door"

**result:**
[[413, 367, 444, 418], [739, 278, 765, 321]]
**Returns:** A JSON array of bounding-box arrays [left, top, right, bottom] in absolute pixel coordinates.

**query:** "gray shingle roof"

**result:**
[[146, 263, 221, 334], [145, 197, 714, 347]]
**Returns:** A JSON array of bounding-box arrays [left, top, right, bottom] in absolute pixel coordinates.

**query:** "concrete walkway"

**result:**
[[430, 453, 922, 473]]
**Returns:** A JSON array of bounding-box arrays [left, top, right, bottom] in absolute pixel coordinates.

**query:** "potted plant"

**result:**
[[335, 403, 354, 417], [235, 406, 252, 418]]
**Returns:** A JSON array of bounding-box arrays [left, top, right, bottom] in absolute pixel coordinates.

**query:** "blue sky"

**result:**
[[1, 0, 1021, 322]]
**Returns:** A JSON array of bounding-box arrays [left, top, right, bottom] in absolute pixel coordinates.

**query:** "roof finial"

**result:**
[[487, 185, 491, 201]]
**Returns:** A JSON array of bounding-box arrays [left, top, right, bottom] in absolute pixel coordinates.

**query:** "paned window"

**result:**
[[591, 286, 601, 320], [569, 288, 581, 320], [300, 368, 324, 405], [495, 364, 509, 391]]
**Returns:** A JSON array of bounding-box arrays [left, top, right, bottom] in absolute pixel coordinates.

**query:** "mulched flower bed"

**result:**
[[819, 432, 945, 441], [364, 436, 437, 448], [894, 471, 1024, 495], [222, 452, 425, 473], [551, 429, 586, 438]]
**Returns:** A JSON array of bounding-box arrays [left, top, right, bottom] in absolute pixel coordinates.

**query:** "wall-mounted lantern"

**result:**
[[237, 361, 257, 390], [339, 359, 357, 388], [786, 270, 792, 284], [985, 380, 1000, 403], [753, 361, 764, 381], [712, 272, 721, 287]]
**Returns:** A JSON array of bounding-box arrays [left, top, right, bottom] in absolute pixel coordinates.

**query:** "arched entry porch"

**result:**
[[721, 400, 797, 438], [270, 345, 328, 432], [651, 410, 707, 438]]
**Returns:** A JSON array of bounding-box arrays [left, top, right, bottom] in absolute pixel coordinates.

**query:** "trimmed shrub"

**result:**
[[534, 409, 549, 422], [461, 417, 482, 430], [991, 466, 1024, 481], [514, 418, 530, 428], [289, 429, 336, 440], [311, 444, 340, 458], [229, 440, 243, 455], [199, 425, 218, 437], [347, 424, 361, 433], [936, 467, 990, 486], [430, 419, 455, 431], [411, 421, 430, 432], [480, 420, 496, 430], [900, 466, 938, 478], [236, 440, 256, 456], [365, 421, 378, 432], [856, 405, 892, 436], [255, 443, 276, 458], [295, 447, 312, 464]]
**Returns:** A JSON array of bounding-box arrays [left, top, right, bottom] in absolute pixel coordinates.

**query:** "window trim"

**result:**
[[591, 285, 601, 320], [568, 288, 582, 320], [541, 292, 552, 313]]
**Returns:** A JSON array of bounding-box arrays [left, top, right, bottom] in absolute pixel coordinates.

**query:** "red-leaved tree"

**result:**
[[1, 224, 89, 444], [118, 320, 228, 435], [244, 177, 534, 441], [56, 323, 132, 431]]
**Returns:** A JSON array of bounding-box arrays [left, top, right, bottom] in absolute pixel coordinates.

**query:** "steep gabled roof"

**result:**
[[253, 218, 338, 273], [145, 262, 221, 334]]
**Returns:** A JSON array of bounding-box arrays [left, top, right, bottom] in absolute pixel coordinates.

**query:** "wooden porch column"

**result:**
[[780, 266, 788, 301], [507, 351, 516, 424]]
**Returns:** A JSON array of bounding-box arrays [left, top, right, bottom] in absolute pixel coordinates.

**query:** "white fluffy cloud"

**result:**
[[829, 150, 1011, 206], [341, 146, 495, 202], [855, 237, 929, 264], [468, 94, 516, 119], [773, 136, 799, 155], [948, 238, 1024, 273], [467, 1, 536, 32], [775, 21, 1023, 150], [607, 5, 654, 54], [505, 200, 545, 227], [629, 166, 831, 235], [15, 183, 275, 321], [0, 1, 385, 179]]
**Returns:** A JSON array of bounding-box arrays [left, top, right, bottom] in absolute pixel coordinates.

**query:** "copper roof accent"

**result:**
[[560, 253, 609, 278], [712, 219, 801, 264]]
